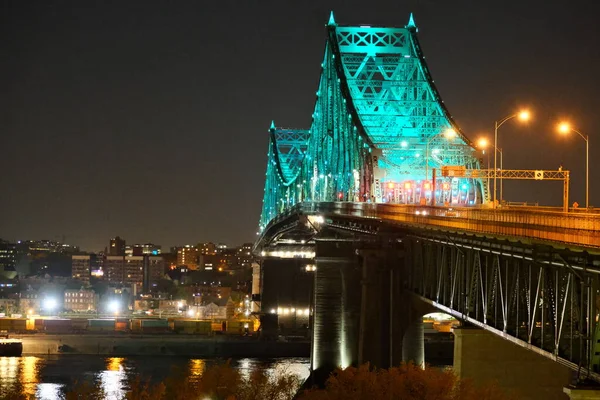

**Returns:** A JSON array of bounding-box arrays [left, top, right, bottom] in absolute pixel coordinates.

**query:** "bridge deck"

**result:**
[[291, 202, 600, 250]]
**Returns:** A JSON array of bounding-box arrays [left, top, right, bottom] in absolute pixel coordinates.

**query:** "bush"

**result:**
[[298, 363, 511, 400]]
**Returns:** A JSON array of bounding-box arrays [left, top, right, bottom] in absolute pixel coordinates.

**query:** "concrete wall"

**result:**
[[454, 327, 574, 400], [16, 334, 309, 358]]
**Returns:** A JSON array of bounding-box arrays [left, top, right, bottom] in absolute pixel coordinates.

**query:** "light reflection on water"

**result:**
[[0, 355, 310, 399]]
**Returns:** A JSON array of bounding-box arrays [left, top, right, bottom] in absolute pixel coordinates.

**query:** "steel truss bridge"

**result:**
[[256, 14, 600, 383]]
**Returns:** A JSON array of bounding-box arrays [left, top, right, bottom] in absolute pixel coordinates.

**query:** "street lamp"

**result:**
[[494, 110, 531, 206], [108, 300, 120, 315], [44, 298, 57, 316], [557, 122, 589, 208], [477, 137, 503, 203]]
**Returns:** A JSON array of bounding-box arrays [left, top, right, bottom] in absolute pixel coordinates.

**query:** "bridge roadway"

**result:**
[[261, 202, 600, 250], [256, 201, 600, 393]]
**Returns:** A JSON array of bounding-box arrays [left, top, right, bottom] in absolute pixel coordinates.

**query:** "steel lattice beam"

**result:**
[[404, 234, 600, 381]]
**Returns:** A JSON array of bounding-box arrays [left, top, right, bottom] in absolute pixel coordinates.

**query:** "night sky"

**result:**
[[2, 0, 599, 251]]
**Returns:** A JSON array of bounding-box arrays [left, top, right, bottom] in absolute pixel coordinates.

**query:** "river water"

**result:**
[[0, 355, 310, 399]]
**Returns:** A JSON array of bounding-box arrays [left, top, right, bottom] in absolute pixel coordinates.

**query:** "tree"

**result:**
[[298, 363, 511, 400]]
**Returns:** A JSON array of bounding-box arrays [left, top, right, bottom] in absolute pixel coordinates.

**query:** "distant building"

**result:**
[[71, 254, 98, 284], [124, 256, 144, 289], [109, 236, 126, 256], [19, 289, 41, 314], [143, 256, 165, 293], [177, 245, 199, 270], [238, 243, 254, 268], [0, 299, 18, 315], [105, 256, 125, 283], [64, 288, 98, 312], [125, 243, 161, 256], [105, 255, 163, 294], [0, 240, 17, 279], [17, 239, 79, 254], [199, 242, 217, 255], [158, 299, 185, 313], [198, 254, 220, 271]]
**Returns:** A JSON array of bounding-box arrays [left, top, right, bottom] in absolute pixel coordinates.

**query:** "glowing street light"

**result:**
[[44, 298, 57, 311], [557, 121, 590, 209], [108, 300, 120, 315], [493, 110, 531, 206]]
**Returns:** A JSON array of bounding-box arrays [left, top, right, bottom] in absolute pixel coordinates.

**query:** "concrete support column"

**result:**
[[311, 240, 361, 380], [402, 318, 424, 368], [454, 327, 574, 400], [563, 387, 600, 400]]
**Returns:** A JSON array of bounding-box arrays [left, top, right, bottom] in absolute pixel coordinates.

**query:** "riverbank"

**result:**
[[12, 333, 454, 363], [13, 334, 310, 357]]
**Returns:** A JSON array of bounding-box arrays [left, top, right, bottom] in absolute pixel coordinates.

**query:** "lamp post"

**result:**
[[494, 110, 530, 207], [478, 137, 504, 204], [558, 122, 589, 208]]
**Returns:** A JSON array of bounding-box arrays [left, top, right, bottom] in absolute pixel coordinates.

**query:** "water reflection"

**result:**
[[37, 383, 63, 400], [0, 355, 309, 399], [99, 357, 126, 399], [20, 356, 39, 397], [0, 356, 18, 392]]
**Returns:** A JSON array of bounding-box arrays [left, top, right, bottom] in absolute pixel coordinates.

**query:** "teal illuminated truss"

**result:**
[[259, 13, 485, 232]]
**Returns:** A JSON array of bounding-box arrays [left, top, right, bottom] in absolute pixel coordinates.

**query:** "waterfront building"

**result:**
[[64, 288, 98, 312], [19, 290, 40, 315], [0, 298, 18, 315], [158, 299, 185, 313]]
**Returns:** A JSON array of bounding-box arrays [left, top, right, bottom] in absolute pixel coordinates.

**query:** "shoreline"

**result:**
[[13, 334, 310, 358], [9, 334, 453, 364]]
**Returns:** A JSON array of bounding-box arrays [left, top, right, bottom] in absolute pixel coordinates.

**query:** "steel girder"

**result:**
[[259, 14, 485, 233], [404, 234, 600, 381]]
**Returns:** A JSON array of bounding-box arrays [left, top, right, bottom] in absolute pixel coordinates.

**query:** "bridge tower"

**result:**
[[259, 13, 485, 233]]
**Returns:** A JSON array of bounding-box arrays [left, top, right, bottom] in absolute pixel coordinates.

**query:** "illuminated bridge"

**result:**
[[255, 13, 600, 398]]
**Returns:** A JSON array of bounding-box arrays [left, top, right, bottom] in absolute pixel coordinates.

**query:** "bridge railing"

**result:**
[[301, 202, 600, 248]]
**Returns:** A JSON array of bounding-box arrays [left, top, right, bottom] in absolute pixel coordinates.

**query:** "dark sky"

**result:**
[[2, 0, 599, 252]]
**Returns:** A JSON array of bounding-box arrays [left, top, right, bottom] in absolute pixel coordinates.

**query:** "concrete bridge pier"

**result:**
[[309, 239, 432, 385], [402, 317, 425, 367], [454, 327, 576, 400], [310, 239, 362, 382]]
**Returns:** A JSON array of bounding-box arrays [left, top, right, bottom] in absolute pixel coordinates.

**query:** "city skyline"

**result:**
[[3, 0, 599, 251]]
